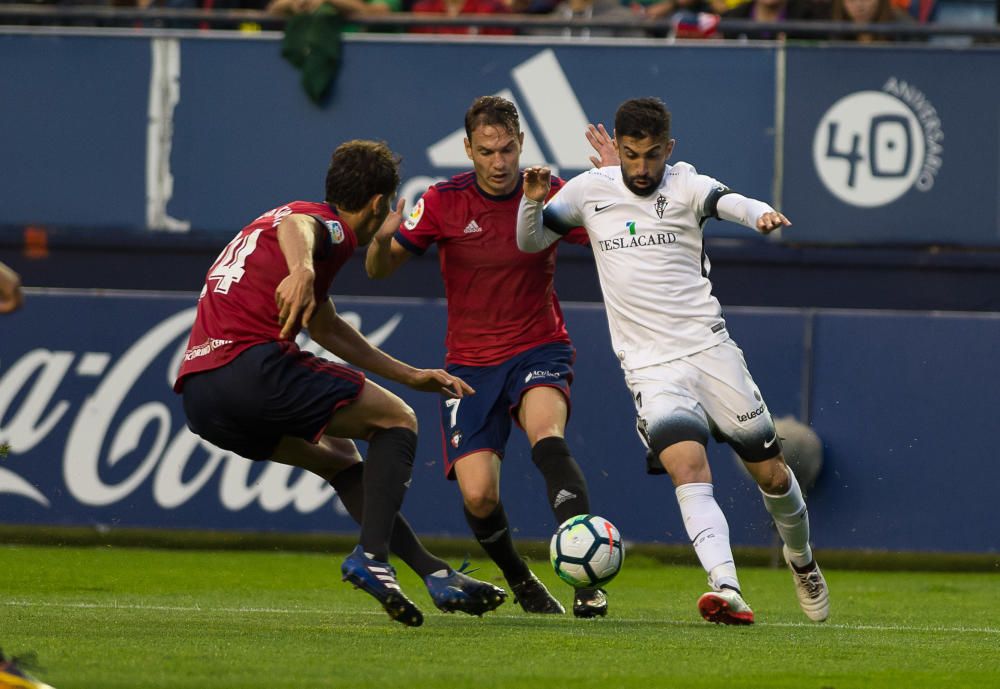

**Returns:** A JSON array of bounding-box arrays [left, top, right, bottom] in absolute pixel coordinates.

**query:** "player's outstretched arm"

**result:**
[[0, 261, 24, 314], [586, 123, 620, 168], [308, 300, 473, 399], [365, 197, 412, 279]]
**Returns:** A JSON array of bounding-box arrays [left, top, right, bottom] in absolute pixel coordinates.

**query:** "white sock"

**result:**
[[675, 482, 740, 592], [760, 466, 814, 568]]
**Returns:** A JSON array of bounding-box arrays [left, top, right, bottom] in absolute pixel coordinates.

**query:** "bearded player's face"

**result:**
[[618, 135, 675, 197], [465, 124, 524, 197]]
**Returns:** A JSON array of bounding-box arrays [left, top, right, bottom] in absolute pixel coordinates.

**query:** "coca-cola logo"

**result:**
[[0, 307, 402, 515]]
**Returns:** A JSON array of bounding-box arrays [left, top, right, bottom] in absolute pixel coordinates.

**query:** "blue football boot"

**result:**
[[424, 560, 507, 616], [341, 545, 423, 627]]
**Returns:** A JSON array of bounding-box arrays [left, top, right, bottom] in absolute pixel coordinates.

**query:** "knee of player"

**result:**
[[462, 487, 500, 516], [386, 402, 418, 433], [749, 457, 791, 494]]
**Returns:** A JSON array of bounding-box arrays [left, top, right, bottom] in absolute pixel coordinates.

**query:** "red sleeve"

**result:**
[[394, 188, 440, 256], [563, 227, 591, 246]]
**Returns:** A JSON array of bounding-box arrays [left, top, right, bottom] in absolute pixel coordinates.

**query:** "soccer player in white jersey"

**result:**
[[515, 97, 829, 625]]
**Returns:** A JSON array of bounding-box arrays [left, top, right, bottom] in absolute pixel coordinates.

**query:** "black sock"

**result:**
[[464, 502, 529, 582], [531, 436, 591, 524], [330, 462, 448, 578], [359, 427, 417, 561]]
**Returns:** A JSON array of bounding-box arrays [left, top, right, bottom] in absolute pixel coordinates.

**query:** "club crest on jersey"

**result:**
[[655, 194, 668, 218], [404, 198, 425, 230], [450, 429, 463, 448], [324, 220, 345, 244]]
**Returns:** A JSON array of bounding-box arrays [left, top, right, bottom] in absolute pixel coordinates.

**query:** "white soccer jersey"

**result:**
[[531, 162, 740, 372]]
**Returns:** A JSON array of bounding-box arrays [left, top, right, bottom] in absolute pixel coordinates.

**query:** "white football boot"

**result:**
[[697, 587, 755, 625], [783, 545, 830, 622]]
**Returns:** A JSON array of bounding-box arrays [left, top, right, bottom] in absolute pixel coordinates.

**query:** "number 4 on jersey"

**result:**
[[206, 229, 264, 295]]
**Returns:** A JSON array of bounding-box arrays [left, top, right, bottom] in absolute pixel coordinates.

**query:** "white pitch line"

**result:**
[[4, 600, 998, 635]]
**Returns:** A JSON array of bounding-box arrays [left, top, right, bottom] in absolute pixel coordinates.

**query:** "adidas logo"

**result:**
[[374, 570, 401, 590], [553, 489, 577, 509], [425, 49, 595, 175], [463, 220, 482, 234]]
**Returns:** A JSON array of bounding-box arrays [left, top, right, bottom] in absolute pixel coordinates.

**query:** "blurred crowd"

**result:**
[[0, 0, 968, 40]]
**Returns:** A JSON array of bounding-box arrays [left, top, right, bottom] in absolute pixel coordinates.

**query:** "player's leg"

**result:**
[[451, 450, 558, 613], [517, 385, 606, 618], [512, 344, 603, 617], [180, 344, 422, 625], [271, 436, 506, 616], [742, 455, 828, 621], [312, 378, 426, 626], [697, 340, 828, 622], [269, 436, 448, 577], [439, 361, 563, 614], [658, 441, 754, 625], [630, 362, 753, 625], [322, 379, 418, 561], [518, 387, 591, 525]]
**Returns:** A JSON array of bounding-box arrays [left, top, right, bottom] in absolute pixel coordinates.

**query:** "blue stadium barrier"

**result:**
[[1, 292, 996, 553]]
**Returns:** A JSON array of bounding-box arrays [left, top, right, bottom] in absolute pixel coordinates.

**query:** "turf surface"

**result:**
[[2, 545, 997, 688]]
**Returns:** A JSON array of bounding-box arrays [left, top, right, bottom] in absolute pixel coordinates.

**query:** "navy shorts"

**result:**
[[440, 342, 575, 479], [181, 341, 365, 461]]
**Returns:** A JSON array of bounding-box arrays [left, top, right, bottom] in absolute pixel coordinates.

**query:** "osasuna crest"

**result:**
[[324, 220, 345, 244], [655, 194, 668, 218], [450, 429, 463, 448]]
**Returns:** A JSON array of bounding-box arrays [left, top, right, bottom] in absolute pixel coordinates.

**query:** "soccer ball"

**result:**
[[549, 514, 624, 588]]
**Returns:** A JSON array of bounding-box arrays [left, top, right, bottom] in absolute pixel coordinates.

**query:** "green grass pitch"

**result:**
[[2, 545, 998, 689]]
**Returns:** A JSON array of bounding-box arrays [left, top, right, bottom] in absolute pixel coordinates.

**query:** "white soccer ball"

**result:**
[[549, 514, 624, 588]]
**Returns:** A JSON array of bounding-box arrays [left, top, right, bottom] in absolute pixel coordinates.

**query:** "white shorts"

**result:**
[[625, 339, 780, 463]]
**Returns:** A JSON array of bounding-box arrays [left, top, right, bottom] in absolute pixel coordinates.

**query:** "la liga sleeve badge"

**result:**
[[404, 197, 425, 230]]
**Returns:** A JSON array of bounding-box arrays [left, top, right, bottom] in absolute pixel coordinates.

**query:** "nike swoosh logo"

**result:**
[[595, 203, 616, 212], [763, 434, 778, 449]]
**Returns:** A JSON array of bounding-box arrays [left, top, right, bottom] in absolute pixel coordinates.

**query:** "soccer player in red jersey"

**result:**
[[174, 140, 506, 627], [365, 97, 617, 618]]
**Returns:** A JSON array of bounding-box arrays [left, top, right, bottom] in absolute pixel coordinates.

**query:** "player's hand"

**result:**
[[522, 166, 552, 203], [405, 369, 475, 399], [0, 284, 23, 314], [0, 263, 23, 314], [757, 211, 791, 235], [373, 196, 405, 247], [275, 267, 316, 339], [586, 123, 619, 168]]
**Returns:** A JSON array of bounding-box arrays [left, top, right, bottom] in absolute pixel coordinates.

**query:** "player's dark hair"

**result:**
[[464, 96, 520, 139], [325, 140, 400, 212], [614, 98, 671, 142]]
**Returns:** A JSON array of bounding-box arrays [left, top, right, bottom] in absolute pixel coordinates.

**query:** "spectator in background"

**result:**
[[832, 0, 914, 41], [538, 0, 644, 37], [891, 0, 935, 23], [267, 0, 398, 24], [409, 0, 515, 35], [632, 0, 713, 22], [0, 261, 24, 314], [503, 0, 558, 13], [721, 0, 830, 39]]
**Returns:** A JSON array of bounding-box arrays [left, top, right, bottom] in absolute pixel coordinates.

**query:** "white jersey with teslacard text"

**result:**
[[538, 162, 733, 372]]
